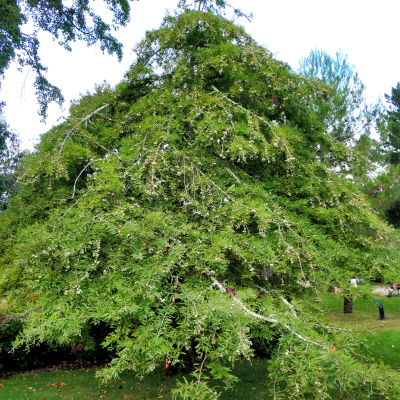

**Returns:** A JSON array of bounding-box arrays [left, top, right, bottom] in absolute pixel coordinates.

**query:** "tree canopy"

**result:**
[[1, 8, 400, 399], [0, 0, 245, 119]]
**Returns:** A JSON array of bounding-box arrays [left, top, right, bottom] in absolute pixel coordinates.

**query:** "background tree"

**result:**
[[0, 112, 23, 211], [1, 6, 400, 400], [384, 82, 400, 165], [358, 83, 400, 227], [298, 49, 380, 144]]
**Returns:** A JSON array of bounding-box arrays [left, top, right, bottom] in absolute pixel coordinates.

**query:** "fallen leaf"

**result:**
[[60, 382, 67, 387], [100, 396, 106, 399], [158, 396, 164, 399], [0, 384, 4, 388]]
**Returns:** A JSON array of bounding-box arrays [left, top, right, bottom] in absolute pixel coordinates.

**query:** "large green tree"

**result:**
[[1, 6, 400, 399]]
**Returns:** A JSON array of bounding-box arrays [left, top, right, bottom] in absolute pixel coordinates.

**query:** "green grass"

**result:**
[[313, 291, 400, 371], [1, 290, 399, 399], [0, 360, 271, 400]]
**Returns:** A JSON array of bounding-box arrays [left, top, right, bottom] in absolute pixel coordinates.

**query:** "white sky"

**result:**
[[2, 0, 399, 150]]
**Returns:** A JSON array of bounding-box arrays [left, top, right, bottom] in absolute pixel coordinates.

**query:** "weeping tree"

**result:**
[[1, 3, 400, 399]]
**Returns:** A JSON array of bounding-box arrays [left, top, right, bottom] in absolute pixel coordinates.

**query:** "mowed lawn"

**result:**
[[1, 291, 399, 399], [0, 360, 271, 400], [314, 291, 400, 371]]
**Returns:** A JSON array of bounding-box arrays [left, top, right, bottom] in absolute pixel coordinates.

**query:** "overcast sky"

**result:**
[[2, 0, 399, 150]]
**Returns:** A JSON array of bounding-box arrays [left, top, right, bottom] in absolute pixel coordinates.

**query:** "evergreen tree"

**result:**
[[361, 83, 400, 227], [1, 6, 400, 399], [0, 112, 23, 211], [299, 49, 380, 144], [384, 82, 400, 165]]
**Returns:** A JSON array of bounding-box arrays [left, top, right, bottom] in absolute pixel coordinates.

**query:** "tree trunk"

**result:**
[[344, 296, 353, 313]]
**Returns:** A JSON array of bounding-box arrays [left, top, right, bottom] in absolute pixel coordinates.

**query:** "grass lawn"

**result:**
[[0, 360, 271, 400], [1, 289, 399, 399], [314, 291, 400, 371]]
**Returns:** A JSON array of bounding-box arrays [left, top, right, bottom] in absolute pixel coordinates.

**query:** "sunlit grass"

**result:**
[[313, 290, 400, 371]]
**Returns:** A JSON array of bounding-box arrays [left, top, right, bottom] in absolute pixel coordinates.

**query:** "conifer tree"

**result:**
[[1, 4, 400, 399]]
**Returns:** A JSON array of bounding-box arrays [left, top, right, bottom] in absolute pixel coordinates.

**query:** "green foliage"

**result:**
[[1, 8, 400, 399]]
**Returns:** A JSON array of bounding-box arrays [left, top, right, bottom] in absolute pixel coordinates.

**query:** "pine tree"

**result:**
[[298, 49, 381, 144], [385, 82, 400, 164], [0, 112, 23, 211], [1, 6, 400, 399]]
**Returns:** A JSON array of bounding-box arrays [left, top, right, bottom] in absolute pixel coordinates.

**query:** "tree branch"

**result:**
[[57, 103, 110, 162], [210, 277, 325, 348]]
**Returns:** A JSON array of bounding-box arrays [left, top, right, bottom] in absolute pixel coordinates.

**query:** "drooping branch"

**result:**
[[57, 103, 110, 162], [210, 277, 325, 348]]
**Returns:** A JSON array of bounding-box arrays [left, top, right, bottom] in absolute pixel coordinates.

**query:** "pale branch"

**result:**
[[52, 190, 95, 233], [197, 350, 207, 385], [69, 158, 105, 200], [210, 277, 325, 348], [57, 103, 110, 162], [224, 166, 241, 183], [156, 301, 174, 340], [75, 133, 111, 153], [281, 297, 297, 317]]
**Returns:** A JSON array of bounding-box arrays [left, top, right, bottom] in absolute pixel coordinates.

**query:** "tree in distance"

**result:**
[[1, 4, 400, 399], [299, 49, 381, 144], [0, 112, 24, 211], [384, 82, 400, 165], [360, 82, 400, 227]]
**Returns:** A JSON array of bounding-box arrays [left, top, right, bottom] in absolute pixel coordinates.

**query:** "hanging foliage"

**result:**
[[1, 7, 400, 399]]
